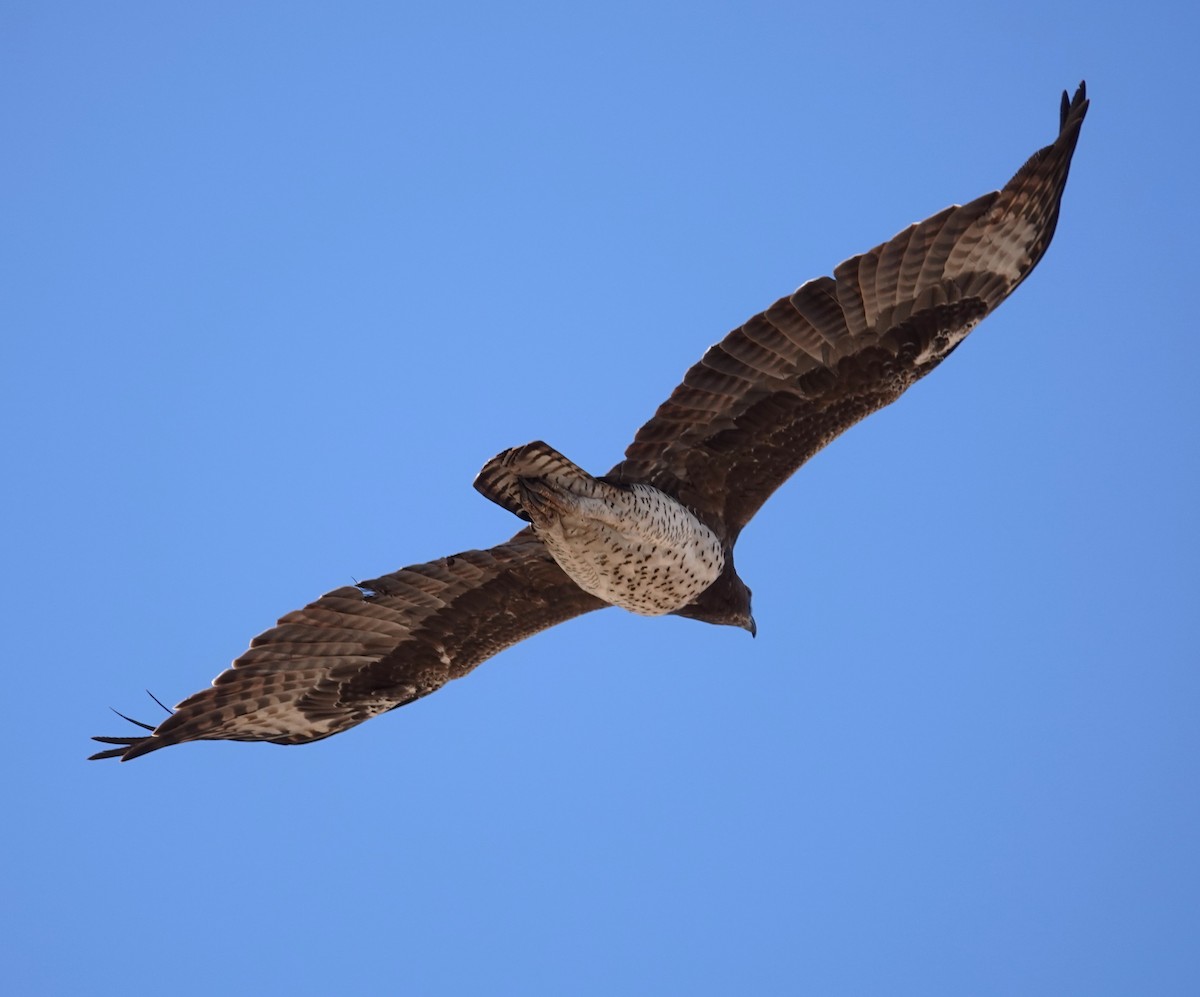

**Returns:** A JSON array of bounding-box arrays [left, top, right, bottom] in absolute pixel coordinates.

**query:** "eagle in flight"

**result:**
[[92, 83, 1088, 761]]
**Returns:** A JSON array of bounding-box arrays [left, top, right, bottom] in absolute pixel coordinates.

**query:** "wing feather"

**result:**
[[610, 84, 1088, 541], [90, 530, 605, 760]]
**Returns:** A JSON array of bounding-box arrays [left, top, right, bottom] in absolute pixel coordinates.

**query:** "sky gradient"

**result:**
[[4, 2, 1198, 995]]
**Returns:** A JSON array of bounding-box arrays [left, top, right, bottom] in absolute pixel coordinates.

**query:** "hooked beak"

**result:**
[[745, 615, 757, 639]]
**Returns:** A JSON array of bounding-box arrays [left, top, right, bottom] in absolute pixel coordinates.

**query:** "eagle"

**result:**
[[92, 83, 1088, 761]]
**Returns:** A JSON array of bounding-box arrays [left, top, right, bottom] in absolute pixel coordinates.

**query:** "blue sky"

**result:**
[[4, 2, 1198, 995]]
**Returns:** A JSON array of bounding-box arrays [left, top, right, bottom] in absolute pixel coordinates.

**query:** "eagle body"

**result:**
[[92, 84, 1088, 761], [474, 442, 730, 618]]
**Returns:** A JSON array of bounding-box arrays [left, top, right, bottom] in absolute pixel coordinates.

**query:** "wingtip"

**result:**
[[88, 733, 167, 762], [88, 735, 141, 761], [1060, 80, 1089, 131], [89, 693, 175, 761]]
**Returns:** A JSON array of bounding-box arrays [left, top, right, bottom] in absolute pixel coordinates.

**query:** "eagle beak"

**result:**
[[745, 615, 757, 639]]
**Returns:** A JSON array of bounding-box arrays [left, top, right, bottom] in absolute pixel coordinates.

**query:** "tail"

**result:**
[[473, 442, 593, 520]]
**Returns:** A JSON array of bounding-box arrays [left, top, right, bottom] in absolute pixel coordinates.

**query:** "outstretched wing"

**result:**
[[91, 529, 606, 760], [608, 84, 1088, 543]]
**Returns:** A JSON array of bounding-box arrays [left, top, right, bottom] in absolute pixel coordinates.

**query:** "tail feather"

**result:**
[[473, 442, 592, 519]]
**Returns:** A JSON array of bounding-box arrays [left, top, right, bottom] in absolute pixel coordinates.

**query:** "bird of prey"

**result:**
[[92, 83, 1088, 762]]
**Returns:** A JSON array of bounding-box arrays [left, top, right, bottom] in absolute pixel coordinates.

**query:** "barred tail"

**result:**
[[473, 441, 593, 520]]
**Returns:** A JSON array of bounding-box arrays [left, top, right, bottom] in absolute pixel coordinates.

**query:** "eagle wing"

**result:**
[[608, 84, 1088, 543], [91, 529, 606, 760], [92, 85, 1088, 762]]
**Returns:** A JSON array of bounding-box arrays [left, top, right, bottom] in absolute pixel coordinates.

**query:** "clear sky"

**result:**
[[4, 2, 1198, 995]]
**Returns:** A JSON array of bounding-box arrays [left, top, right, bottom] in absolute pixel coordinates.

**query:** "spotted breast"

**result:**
[[474, 442, 725, 615]]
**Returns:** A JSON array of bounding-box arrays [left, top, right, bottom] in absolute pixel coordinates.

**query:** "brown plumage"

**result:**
[[92, 83, 1088, 761], [91, 533, 606, 759]]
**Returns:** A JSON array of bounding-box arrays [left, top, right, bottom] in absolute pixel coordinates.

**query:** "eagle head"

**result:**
[[671, 557, 756, 637]]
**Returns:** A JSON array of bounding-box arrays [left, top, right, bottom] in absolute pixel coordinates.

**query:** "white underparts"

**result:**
[[527, 480, 725, 616]]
